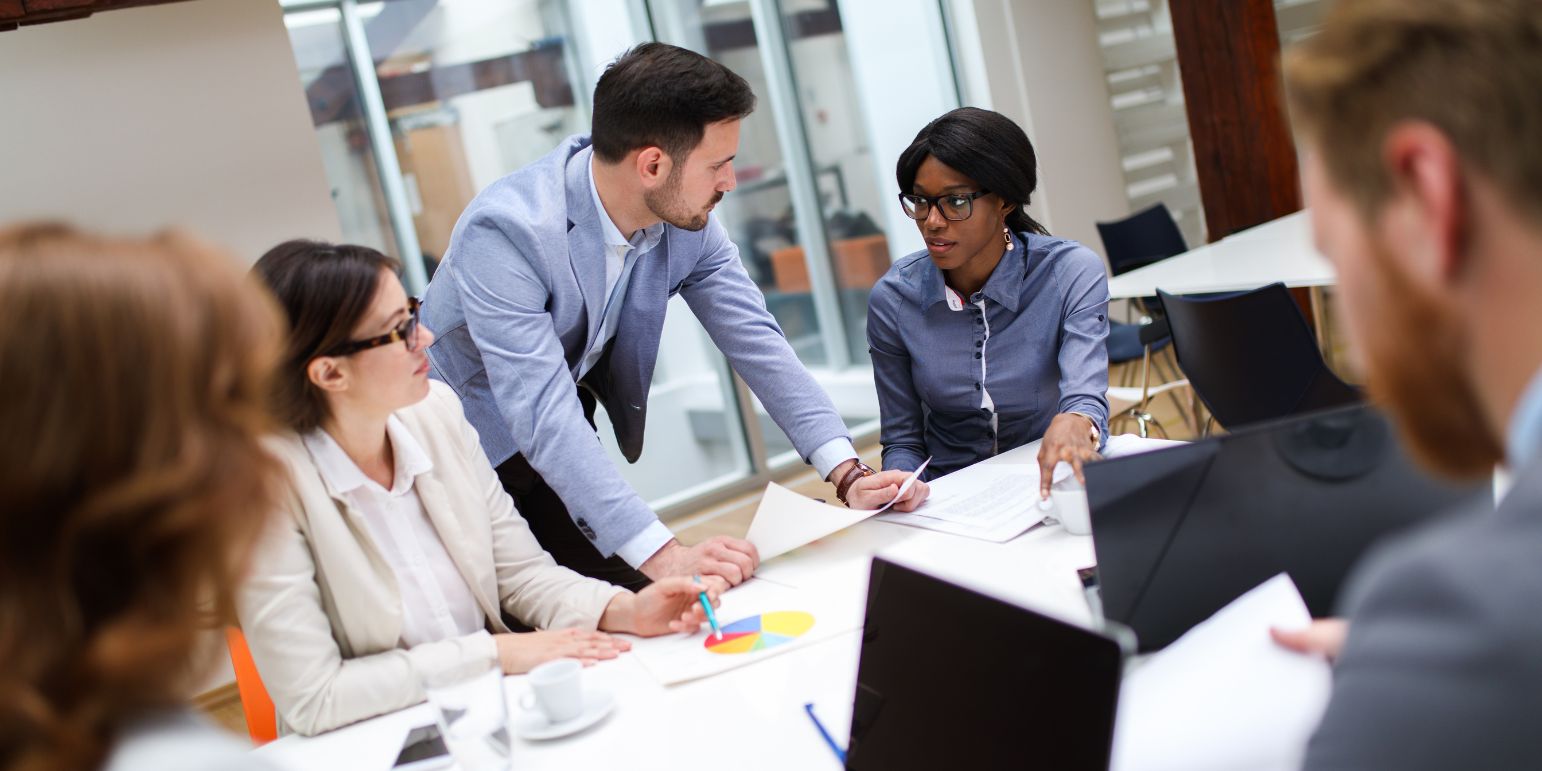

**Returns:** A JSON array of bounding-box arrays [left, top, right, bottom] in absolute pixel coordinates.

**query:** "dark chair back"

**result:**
[[1096, 202, 1189, 276], [1158, 283, 1360, 429]]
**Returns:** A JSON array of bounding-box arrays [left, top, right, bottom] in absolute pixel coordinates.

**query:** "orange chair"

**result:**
[[225, 627, 277, 745]]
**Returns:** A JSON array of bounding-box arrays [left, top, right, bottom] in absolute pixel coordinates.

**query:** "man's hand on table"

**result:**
[[639, 536, 758, 591], [846, 470, 929, 511], [828, 458, 930, 512]]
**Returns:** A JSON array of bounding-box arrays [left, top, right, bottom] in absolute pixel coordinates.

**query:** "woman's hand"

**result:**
[[1037, 413, 1102, 499], [599, 576, 723, 637], [846, 470, 930, 512], [492, 628, 630, 673]]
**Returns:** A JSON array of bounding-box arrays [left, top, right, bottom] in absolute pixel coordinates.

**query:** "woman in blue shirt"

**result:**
[[868, 107, 1110, 496]]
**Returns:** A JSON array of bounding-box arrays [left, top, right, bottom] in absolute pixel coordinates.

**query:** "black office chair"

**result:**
[[1099, 203, 1189, 418], [1099, 202, 1188, 378], [1108, 318, 1192, 438], [1158, 283, 1361, 431], [1096, 202, 1189, 278]]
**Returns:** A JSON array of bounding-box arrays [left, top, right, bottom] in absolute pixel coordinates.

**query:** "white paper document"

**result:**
[[745, 459, 928, 561], [1111, 574, 1333, 771], [1103, 433, 1186, 458], [623, 578, 862, 686], [877, 463, 1044, 542]]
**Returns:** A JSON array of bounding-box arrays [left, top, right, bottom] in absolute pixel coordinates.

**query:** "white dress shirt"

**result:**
[[303, 418, 485, 648], [585, 159, 859, 566]]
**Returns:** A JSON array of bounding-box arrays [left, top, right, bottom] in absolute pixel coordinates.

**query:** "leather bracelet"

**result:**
[[835, 461, 877, 506]]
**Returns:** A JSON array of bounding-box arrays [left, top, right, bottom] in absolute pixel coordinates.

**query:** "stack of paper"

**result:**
[[1111, 574, 1333, 771], [744, 460, 928, 561], [878, 463, 1048, 542]]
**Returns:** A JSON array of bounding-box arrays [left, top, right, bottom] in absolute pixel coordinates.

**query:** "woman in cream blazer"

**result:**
[[239, 241, 718, 736]]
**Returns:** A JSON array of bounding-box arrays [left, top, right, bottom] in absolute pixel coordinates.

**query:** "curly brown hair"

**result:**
[[0, 223, 286, 771]]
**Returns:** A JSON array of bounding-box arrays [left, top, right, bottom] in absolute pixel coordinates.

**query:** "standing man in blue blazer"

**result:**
[[421, 43, 926, 591]]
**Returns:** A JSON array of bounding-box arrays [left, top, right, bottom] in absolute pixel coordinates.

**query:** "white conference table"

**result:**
[[255, 437, 1180, 771], [1106, 210, 1333, 300], [1106, 210, 1337, 352]]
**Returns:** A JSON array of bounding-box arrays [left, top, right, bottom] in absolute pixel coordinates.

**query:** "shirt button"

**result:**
[[974, 352, 982, 359], [975, 341, 982, 348], [974, 382, 981, 390]]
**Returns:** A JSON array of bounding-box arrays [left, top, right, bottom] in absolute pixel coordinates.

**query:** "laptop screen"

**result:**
[[1088, 403, 1488, 652], [847, 558, 1124, 770]]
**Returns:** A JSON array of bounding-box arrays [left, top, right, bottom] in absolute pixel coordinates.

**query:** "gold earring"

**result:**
[[1003, 227, 1014, 252]]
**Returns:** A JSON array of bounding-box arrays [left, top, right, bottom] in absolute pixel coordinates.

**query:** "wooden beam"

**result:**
[[1169, 0, 1302, 242], [301, 0, 436, 127], [0, 0, 25, 30], [1, 0, 193, 30], [377, 44, 575, 115], [308, 44, 576, 128], [704, 8, 843, 52]]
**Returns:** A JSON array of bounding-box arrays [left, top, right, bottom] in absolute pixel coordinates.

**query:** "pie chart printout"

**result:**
[[702, 611, 816, 655]]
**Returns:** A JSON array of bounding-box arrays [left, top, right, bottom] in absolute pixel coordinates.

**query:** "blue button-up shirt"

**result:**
[[867, 231, 1111, 479]]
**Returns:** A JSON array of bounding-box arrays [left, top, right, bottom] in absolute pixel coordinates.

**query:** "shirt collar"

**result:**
[[303, 415, 434, 497], [1505, 364, 1542, 469], [588, 157, 664, 254], [924, 231, 1027, 313]]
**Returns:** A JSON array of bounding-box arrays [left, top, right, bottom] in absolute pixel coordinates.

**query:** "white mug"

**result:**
[[518, 658, 584, 724], [1049, 488, 1093, 536]]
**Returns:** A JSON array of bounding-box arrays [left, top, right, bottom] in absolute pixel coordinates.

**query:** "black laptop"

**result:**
[[846, 558, 1127, 770], [1087, 403, 1489, 652]]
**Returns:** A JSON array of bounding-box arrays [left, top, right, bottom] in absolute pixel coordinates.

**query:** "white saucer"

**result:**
[[512, 689, 615, 741]]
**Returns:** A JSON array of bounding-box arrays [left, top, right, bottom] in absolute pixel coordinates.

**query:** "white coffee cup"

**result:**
[[519, 658, 584, 724], [1049, 488, 1093, 536]]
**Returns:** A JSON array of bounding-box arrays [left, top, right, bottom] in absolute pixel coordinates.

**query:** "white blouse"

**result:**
[[303, 418, 485, 648]]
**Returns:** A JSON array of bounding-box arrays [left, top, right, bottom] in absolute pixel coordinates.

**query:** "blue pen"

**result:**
[[804, 703, 847, 763], [694, 574, 722, 640]]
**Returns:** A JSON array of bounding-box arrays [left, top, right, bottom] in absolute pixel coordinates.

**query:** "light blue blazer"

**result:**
[[422, 135, 849, 557]]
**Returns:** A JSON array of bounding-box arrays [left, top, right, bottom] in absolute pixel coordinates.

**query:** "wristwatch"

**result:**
[[835, 461, 877, 507]]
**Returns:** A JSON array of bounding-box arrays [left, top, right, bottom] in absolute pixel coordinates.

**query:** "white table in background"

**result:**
[[253, 437, 1178, 771], [1106, 210, 1337, 354], [1106, 211, 1332, 299]]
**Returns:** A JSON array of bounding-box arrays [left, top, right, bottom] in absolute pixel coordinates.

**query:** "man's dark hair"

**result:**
[[896, 107, 1050, 236], [591, 42, 756, 164]]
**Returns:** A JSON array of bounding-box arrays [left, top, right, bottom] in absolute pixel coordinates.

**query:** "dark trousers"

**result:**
[[494, 386, 652, 592]]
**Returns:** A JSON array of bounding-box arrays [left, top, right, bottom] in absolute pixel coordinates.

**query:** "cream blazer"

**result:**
[[236, 381, 625, 736]]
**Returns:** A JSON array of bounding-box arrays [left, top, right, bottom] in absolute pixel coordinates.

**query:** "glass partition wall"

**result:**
[[278, 0, 959, 516]]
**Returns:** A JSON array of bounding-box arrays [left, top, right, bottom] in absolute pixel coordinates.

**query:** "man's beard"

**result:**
[[644, 171, 722, 232], [1357, 238, 1503, 479]]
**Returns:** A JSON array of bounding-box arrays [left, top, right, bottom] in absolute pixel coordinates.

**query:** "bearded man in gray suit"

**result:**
[[421, 43, 926, 591], [1268, 1, 1542, 767]]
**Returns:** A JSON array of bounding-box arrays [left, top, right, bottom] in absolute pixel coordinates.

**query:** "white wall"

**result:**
[[0, 0, 339, 262], [947, 0, 1128, 253]]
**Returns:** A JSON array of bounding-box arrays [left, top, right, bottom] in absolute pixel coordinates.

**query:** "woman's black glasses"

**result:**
[[898, 190, 991, 222]]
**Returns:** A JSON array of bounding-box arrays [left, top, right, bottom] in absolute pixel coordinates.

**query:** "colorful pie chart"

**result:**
[[703, 610, 816, 655]]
